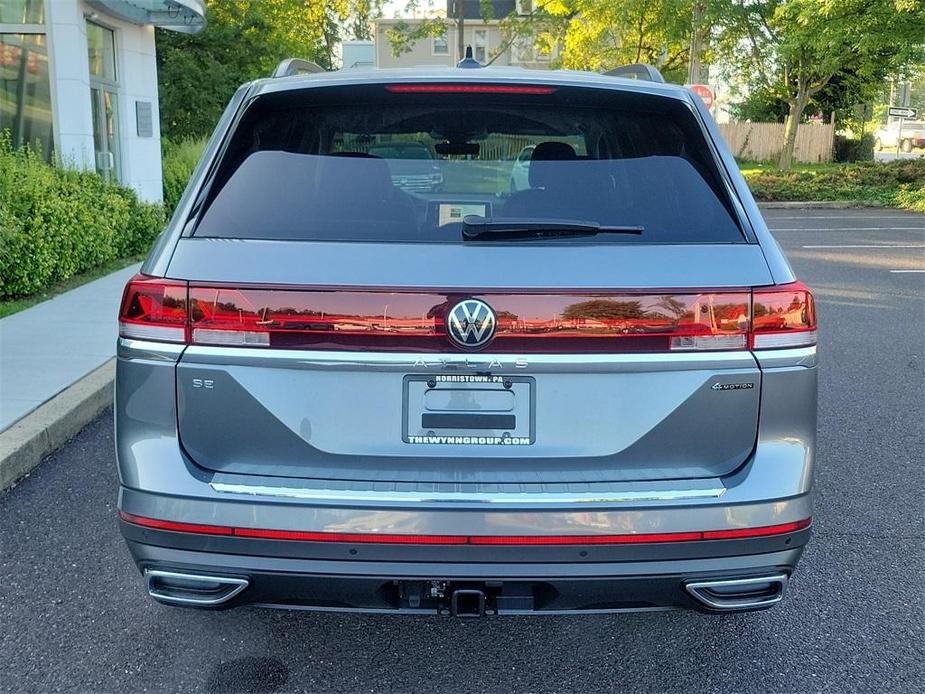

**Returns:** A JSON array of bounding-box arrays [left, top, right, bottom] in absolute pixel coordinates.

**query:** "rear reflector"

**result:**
[[118, 277, 816, 353], [119, 512, 233, 536], [120, 511, 811, 545], [385, 84, 557, 95]]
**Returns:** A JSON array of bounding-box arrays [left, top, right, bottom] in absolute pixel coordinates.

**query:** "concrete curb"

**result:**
[[0, 359, 114, 492], [758, 201, 885, 209]]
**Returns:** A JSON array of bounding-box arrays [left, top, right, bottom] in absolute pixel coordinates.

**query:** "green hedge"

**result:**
[[833, 134, 875, 163], [742, 159, 925, 212], [0, 135, 164, 300], [162, 137, 207, 214]]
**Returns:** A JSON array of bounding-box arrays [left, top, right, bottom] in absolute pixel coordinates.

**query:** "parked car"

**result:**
[[874, 120, 925, 152], [367, 141, 444, 192], [116, 62, 817, 616], [509, 144, 535, 192]]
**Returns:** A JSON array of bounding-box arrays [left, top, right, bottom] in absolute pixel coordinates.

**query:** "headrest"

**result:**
[[529, 141, 578, 188]]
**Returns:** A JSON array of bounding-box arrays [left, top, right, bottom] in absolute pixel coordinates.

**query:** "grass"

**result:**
[[737, 160, 845, 176], [0, 254, 143, 320]]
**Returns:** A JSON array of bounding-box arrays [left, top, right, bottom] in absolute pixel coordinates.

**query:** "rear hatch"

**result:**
[[164, 79, 775, 484]]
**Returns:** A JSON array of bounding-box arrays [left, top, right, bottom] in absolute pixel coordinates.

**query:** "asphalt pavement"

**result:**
[[1, 208, 923, 693], [874, 149, 924, 162]]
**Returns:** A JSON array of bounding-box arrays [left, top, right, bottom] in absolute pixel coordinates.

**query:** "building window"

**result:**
[[87, 22, 117, 82], [0, 0, 44, 24], [474, 29, 488, 63], [87, 22, 121, 182], [0, 33, 53, 160], [513, 37, 534, 64], [432, 32, 448, 55]]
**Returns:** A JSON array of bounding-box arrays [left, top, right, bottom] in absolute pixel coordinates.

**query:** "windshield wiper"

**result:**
[[462, 216, 644, 241]]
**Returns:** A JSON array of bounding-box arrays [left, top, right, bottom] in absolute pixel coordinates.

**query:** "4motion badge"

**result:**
[[711, 382, 755, 391]]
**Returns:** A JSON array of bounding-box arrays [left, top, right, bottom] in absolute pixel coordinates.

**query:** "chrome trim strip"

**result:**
[[120, 338, 813, 370], [182, 346, 758, 373], [209, 481, 727, 505]]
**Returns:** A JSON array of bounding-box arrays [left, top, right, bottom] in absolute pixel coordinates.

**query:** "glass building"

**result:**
[[0, 1, 205, 202]]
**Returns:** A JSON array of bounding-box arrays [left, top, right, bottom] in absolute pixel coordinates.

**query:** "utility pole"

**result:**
[[687, 1, 706, 85]]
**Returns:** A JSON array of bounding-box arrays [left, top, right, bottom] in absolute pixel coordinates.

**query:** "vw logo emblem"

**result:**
[[446, 299, 497, 349]]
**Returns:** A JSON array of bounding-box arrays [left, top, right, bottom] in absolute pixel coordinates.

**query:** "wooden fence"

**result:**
[[718, 121, 835, 163]]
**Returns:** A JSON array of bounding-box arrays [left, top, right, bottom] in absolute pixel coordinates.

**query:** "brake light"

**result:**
[[385, 84, 557, 95], [118, 274, 188, 343], [751, 282, 817, 349]]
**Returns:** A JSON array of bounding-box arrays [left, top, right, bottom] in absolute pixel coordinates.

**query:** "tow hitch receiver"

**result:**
[[396, 580, 537, 615], [451, 589, 486, 617]]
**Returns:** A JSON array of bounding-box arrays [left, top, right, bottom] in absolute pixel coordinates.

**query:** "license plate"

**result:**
[[402, 374, 535, 446]]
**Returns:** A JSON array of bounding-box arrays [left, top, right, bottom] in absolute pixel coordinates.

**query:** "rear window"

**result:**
[[193, 83, 745, 244]]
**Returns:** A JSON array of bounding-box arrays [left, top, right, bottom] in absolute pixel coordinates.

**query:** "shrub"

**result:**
[[742, 158, 925, 210], [833, 133, 875, 162], [894, 185, 925, 213], [162, 137, 207, 214], [0, 134, 164, 299]]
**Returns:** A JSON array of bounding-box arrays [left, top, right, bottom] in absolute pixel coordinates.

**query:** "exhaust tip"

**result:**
[[144, 569, 249, 606], [684, 573, 788, 611]]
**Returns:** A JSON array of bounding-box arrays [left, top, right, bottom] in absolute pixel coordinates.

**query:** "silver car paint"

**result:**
[[116, 339, 815, 533], [118, 68, 816, 610], [164, 238, 775, 289]]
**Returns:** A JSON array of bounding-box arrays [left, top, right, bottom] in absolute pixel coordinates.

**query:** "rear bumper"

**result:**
[[115, 339, 817, 614], [120, 512, 810, 614]]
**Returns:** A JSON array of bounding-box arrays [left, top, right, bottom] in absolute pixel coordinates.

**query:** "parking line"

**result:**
[[889, 270, 925, 273], [774, 228, 925, 233], [767, 215, 924, 220], [801, 244, 925, 249]]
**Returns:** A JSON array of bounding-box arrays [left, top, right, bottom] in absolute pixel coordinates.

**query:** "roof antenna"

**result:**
[[457, 45, 482, 69]]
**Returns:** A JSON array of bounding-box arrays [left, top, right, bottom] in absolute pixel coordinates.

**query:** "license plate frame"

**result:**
[[402, 374, 536, 446]]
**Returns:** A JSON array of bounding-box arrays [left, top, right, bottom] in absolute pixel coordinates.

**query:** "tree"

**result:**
[[561, 299, 645, 321], [539, 0, 698, 81], [714, 0, 925, 170], [157, 0, 381, 140], [386, 1, 708, 80]]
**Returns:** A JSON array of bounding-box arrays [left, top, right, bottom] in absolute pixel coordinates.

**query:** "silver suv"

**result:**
[[116, 61, 817, 615]]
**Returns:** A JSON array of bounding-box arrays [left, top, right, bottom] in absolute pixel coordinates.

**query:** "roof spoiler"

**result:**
[[271, 58, 326, 78], [603, 64, 665, 83]]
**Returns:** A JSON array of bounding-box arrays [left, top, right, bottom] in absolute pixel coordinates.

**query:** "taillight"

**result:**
[[118, 274, 188, 343], [116, 280, 816, 352], [751, 281, 817, 349], [187, 286, 274, 346], [664, 292, 750, 352]]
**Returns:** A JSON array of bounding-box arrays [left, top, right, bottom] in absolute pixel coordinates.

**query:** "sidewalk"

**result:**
[[0, 263, 140, 432]]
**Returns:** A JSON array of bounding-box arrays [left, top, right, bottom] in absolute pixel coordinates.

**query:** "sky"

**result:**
[[381, 1, 445, 19]]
